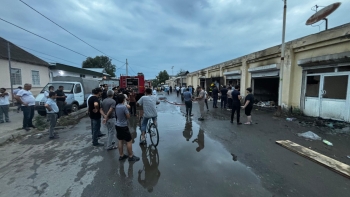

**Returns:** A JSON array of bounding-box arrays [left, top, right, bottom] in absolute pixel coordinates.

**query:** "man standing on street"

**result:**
[[181, 86, 186, 102], [195, 86, 205, 121], [129, 90, 137, 116], [231, 85, 242, 125], [176, 86, 180, 97], [115, 94, 140, 161], [44, 86, 55, 99], [100, 90, 117, 150], [212, 86, 219, 108], [183, 88, 193, 118], [220, 85, 228, 109], [45, 92, 59, 140], [15, 83, 36, 131], [13, 86, 22, 113], [0, 88, 10, 123], [227, 87, 233, 111], [88, 88, 104, 147], [55, 86, 66, 118]]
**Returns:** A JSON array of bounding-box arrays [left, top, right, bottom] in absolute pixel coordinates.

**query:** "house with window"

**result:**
[[49, 63, 110, 80], [0, 37, 50, 99]]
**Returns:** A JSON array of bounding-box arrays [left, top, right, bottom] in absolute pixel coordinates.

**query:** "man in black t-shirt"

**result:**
[[231, 85, 242, 125], [212, 86, 218, 108], [220, 86, 228, 109], [55, 86, 66, 118], [88, 88, 104, 146]]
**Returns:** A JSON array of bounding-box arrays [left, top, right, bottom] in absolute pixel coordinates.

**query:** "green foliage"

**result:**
[[156, 70, 170, 84], [82, 56, 116, 77], [34, 115, 49, 131]]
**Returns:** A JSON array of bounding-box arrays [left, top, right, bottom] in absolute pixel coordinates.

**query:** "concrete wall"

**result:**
[[0, 59, 49, 99], [186, 23, 350, 112]]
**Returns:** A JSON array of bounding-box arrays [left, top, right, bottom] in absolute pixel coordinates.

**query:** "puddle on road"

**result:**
[[82, 101, 272, 197]]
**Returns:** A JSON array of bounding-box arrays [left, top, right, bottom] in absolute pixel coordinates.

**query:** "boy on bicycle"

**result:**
[[137, 88, 160, 144]]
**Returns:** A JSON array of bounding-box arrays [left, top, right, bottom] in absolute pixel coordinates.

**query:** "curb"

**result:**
[[0, 108, 88, 146]]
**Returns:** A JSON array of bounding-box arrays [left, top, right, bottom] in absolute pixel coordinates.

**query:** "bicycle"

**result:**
[[139, 111, 159, 147]]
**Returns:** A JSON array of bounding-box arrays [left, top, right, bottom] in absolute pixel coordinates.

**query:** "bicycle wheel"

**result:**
[[148, 145, 160, 167], [148, 123, 159, 147]]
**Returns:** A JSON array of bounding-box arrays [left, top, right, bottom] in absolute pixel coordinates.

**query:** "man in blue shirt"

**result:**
[[45, 92, 59, 139], [183, 88, 193, 117]]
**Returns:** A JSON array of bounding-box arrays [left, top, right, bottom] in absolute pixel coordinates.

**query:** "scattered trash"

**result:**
[[35, 134, 42, 139], [347, 156, 350, 159], [326, 123, 334, 129], [322, 139, 333, 146], [286, 118, 297, 121], [231, 153, 237, 161], [297, 131, 322, 140]]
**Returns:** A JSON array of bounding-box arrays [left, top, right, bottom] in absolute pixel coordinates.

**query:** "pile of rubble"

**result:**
[[254, 101, 276, 108]]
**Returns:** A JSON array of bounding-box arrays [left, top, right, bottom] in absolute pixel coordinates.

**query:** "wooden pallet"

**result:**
[[276, 140, 350, 179]]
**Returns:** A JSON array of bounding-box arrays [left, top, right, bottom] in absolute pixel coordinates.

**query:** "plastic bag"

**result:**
[[297, 131, 322, 140]]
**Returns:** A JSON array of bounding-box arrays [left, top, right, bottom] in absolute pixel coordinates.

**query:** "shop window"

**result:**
[[305, 76, 320, 97], [323, 75, 348, 99], [338, 66, 350, 72], [307, 68, 334, 74]]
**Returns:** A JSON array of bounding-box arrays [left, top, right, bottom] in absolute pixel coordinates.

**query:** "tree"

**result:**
[[177, 69, 186, 76], [82, 56, 116, 77], [156, 70, 170, 84]]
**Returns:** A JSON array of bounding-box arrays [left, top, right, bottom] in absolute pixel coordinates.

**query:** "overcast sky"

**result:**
[[1, 0, 349, 79]]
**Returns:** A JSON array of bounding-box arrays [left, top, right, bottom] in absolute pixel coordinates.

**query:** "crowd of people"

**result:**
[[169, 84, 254, 125], [86, 85, 160, 163]]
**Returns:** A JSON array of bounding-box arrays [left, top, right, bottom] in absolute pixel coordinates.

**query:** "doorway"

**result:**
[[304, 73, 350, 121]]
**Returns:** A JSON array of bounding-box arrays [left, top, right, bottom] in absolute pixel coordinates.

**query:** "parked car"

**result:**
[[35, 76, 99, 116]]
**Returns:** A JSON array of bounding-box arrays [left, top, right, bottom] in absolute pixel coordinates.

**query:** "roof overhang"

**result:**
[[248, 64, 280, 73]]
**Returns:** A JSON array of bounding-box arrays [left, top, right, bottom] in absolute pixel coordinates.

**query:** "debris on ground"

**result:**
[[35, 134, 42, 139], [347, 156, 350, 159], [286, 118, 297, 121], [297, 131, 322, 140], [231, 153, 237, 161], [322, 140, 333, 146]]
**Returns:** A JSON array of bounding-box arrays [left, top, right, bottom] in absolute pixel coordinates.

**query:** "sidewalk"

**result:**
[[0, 107, 29, 145]]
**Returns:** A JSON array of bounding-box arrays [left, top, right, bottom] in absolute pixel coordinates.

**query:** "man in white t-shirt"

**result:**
[[44, 86, 55, 99], [176, 86, 180, 97], [15, 83, 36, 131], [0, 88, 10, 123], [152, 88, 157, 96]]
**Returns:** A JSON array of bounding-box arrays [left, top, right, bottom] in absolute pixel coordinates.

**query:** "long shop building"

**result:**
[[186, 23, 350, 122]]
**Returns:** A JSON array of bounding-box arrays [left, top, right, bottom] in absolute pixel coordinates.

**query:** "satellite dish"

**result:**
[[306, 2, 341, 29]]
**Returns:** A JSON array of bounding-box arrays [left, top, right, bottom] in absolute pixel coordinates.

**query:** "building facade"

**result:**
[[0, 37, 50, 100], [187, 23, 350, 122]]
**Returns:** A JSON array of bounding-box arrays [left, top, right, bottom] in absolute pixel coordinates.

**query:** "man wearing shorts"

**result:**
[[115, 94, 140, 162], [137, 88, 160, 144]]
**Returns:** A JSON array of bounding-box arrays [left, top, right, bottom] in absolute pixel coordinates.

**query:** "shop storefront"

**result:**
[[248, 64, 280, 105], [299, 52, 350, 121], [224, 70, 241, 88]]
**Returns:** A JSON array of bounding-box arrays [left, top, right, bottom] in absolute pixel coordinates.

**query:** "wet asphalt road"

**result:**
[[0, 93, 349, 197]]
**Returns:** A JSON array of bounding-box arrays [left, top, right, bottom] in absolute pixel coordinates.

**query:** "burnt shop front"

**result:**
[[248, 64, 280, 107], [223, 70, 241, 87]]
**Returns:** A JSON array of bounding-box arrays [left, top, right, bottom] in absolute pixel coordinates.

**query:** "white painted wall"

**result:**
[[0, 59, 49, 99]]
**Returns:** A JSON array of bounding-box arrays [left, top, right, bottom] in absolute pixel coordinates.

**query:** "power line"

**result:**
[[19, 0, 125, 64], [128, 65, 137, 75], [0, 17, 89, 58], [17, 45, 80, 65]]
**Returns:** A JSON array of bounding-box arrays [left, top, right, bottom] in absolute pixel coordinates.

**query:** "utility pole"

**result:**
[[276, 0, 287, 116], [126, 59, 128, 76], [7, 42, 14, 106]]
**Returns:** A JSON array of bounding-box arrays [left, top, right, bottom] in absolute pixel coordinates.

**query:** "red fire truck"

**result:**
[[120, 73, 146, 100]]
